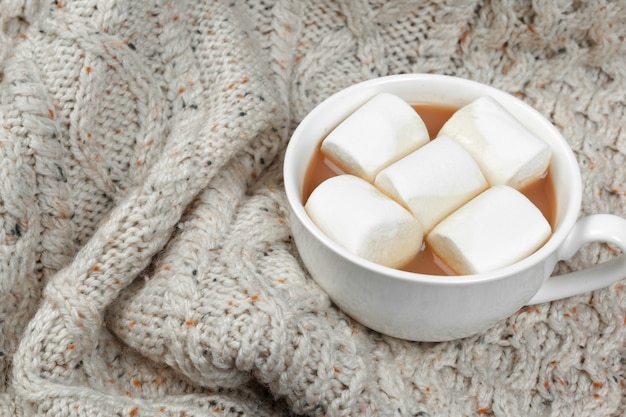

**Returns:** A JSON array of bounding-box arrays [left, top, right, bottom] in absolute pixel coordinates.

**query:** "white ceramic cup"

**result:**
[[283, 74, 626, 342]]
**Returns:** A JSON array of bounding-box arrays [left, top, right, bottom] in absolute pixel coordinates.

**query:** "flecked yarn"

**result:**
[[1, 1, 625, 416]]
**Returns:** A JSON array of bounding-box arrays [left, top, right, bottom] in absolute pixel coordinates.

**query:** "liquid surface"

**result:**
[[303, 103, 556, 275]]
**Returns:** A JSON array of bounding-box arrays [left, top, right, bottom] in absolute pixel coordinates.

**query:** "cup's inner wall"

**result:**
[[287, 75, 581, 280]]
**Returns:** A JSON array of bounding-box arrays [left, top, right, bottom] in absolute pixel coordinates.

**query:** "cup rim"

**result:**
[[284, 73, 582, 286]]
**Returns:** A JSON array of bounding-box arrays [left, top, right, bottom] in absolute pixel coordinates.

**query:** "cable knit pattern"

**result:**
[[1, 1, 625, 416]]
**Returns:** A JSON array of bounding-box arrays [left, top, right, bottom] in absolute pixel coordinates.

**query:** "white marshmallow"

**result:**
[[375, 135, 488, 233], [321, 93, 430, 182], [427, 185, 551, 275], [305, 175, 424, 269], [438, 96, 552, 189]]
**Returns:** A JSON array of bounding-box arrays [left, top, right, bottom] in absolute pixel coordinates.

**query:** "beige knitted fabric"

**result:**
[[0, 0, 625, 416]]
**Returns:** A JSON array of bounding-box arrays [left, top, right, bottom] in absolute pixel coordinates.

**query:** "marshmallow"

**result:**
[[427, 185, 551, 275], [321, 93, 430, 182], [305, 174, 424, 269], [438, 96, 552, 190], [375, 135, 488, 233]]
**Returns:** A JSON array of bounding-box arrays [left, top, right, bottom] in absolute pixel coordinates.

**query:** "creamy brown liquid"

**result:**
[[303, 103, 556, 275]]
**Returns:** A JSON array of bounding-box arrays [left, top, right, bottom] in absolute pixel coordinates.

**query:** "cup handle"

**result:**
[[527, 214, 626, 305]]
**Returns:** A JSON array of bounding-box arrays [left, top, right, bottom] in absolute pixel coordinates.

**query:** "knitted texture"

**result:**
[[0, 1, 625, 416]]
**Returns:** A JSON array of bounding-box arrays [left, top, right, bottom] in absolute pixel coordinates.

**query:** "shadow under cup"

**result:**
[[284, 74, 583, 341]]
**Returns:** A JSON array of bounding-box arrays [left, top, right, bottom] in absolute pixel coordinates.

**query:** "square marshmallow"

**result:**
[[305, 175, 424, 269], [427, 185, 551, 275], [375, 135, 488, 233], [438, 96, 552, 190], [321, 93, 430, 182]]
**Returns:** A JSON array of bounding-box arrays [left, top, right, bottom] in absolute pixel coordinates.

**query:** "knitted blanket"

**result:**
[[1, 1, 625, 416]]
